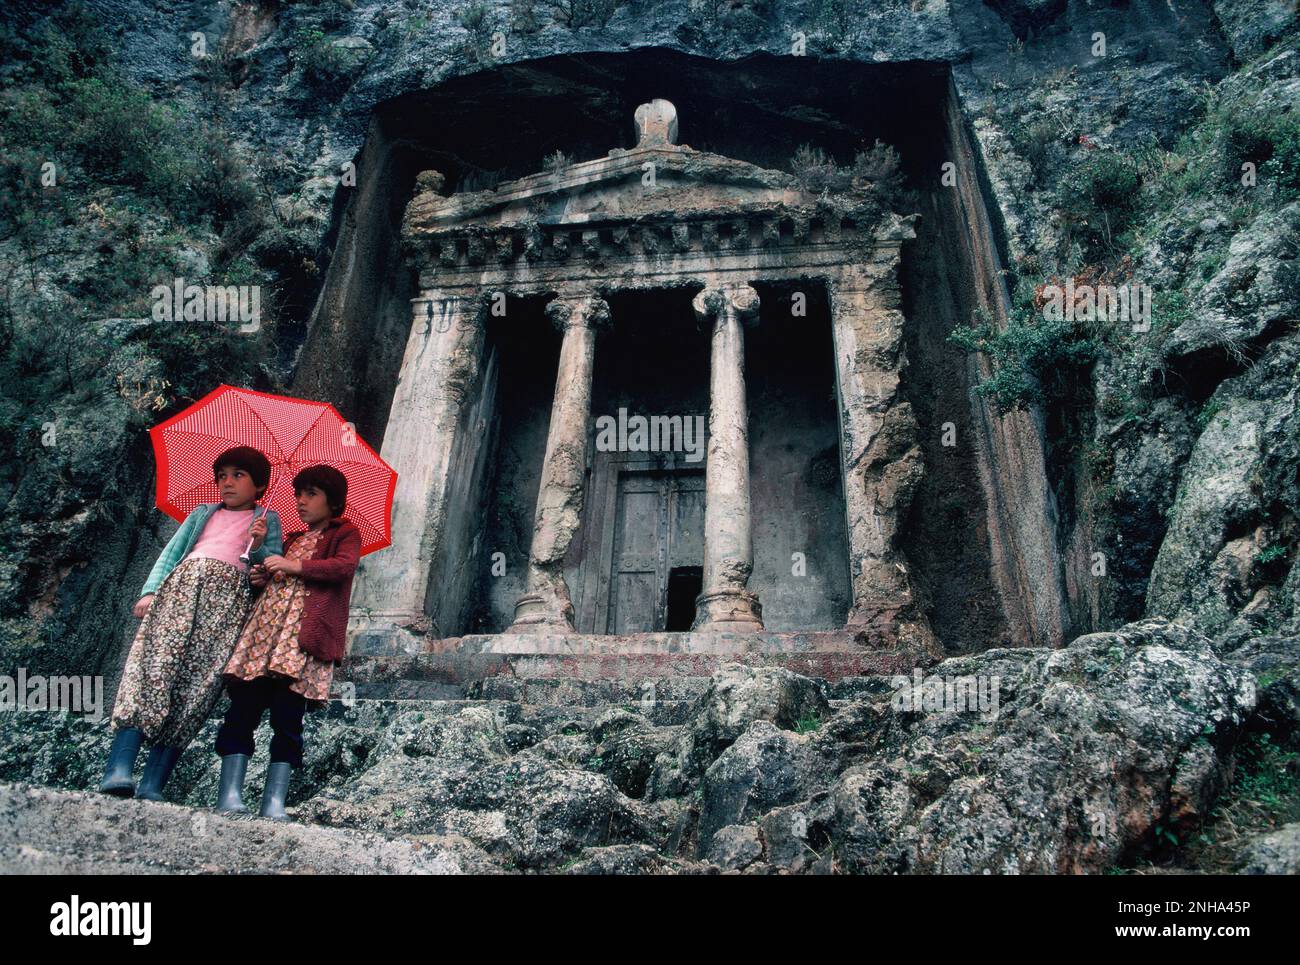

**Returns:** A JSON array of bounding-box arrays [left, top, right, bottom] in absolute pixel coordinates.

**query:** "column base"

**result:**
[[845, 605, 942, 657], [692, 588, 764, 632], [346, 611, 431, 657], [507, 592, 577, 633]]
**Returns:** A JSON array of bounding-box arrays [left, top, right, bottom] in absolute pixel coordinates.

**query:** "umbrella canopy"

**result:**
[[149, 384, 396, 555]]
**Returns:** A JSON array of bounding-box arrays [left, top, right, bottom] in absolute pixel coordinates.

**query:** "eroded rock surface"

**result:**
[[0, 624, 1266, 873]]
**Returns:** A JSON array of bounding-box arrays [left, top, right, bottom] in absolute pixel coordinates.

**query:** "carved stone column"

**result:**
[[827, 257, 935, 652], [348, 290, 486, 649], [509, 291, 611, 631], [692, 283, 764, 632]]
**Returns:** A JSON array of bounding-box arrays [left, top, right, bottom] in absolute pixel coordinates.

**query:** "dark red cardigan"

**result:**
[[283, 518, 361, 665]]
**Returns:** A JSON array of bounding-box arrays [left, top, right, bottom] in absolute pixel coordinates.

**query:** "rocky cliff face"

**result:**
[[2, 623, 1294, 873], [1, 0, 1297, 873]]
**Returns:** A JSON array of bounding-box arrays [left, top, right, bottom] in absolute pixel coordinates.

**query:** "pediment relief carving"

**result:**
[[400, 99, 902, 270]]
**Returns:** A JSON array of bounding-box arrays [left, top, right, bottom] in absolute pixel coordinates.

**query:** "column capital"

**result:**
[[692, 283, 760, 326], [545, 290, 611, 334], [410, 290, 488, 335], [827, 261, 897, 297]]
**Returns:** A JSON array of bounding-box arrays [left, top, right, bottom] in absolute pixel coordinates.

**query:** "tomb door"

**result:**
[[575, 454, 705, 633], [607, 469, 705, 633]]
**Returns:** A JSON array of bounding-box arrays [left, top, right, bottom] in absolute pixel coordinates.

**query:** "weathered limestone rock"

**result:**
[[0, 783, 497, 874], [560, 843, 700, 875], [0, 621, 1269, 874], [802, 620, 1255, 873], [291, 703, 663, 870], [1235, 821, 1300, 874], [828, 255, 937, 653], [1223, 634, 1300, 744], [647, 663, 831, 797], [1147, 335, 1300, 638], [704, 822, 764, 870], [587, 707, 677, 798], [696, 719, 817, 854], [1163, 202, 1300, 363]]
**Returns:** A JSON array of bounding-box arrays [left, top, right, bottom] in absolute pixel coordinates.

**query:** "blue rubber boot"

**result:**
[[98, 727, 144, 797], [215, 754, 250, 814], [135, 745, 182, 802], [258, 762, 292, 821]]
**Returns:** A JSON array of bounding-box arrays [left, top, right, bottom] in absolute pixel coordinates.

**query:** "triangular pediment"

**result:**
[[402, 98, 890, 247], [404, 143, 817, 239], [399, 100, 903, 284]]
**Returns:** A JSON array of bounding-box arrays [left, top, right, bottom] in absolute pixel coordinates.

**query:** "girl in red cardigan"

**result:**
[[213, 464, 361, 820]]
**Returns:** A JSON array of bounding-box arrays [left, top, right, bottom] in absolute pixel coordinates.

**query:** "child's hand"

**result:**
[[262, 555, 302, 578], [249, 514, 267, 550], [248, 564, 268, 588], [133, 595, 154, 619]]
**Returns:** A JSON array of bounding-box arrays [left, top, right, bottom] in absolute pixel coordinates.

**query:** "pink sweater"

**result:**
[[184, 507, 255, 571]]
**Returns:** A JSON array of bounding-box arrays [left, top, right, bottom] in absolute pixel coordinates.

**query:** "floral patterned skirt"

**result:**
[[111, 556, 252, 747], [224, 529, 334, 704]]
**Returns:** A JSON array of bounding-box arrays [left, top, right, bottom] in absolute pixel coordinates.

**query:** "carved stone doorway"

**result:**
[[576, 450, 705, 634]]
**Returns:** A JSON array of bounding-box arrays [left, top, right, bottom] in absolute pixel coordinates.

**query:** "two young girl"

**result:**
[[99, 450, 360, 820]]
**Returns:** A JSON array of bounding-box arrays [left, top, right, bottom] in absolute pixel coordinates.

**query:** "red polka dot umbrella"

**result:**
[[148, 384, 397, 555]]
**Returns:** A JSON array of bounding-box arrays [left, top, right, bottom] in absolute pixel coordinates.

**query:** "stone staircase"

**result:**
[[339, 628, 932, 722]]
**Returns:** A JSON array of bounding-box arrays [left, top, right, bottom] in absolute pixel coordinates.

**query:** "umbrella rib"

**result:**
[[282, 407, 332, 465], [232, 393, 288, 462]]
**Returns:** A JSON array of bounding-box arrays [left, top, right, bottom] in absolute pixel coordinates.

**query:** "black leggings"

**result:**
[[215, 676, 307, 767]]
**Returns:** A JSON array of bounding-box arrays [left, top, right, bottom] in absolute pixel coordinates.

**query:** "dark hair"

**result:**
[[293, 464, 347, 517], [213, 446, 271, 495]]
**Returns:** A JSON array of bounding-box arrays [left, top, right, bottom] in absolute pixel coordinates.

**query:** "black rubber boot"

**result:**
[[135, 745, 182, 802], [215, 754, 249, 814], [258, 761, 292, 821], [98, 727, 144, 797]]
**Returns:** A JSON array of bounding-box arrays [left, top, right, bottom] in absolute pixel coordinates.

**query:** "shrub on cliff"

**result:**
[[1055, 151, 1143, 261], [292, 26, 352, 91], [948, 277, 1104, 414], [0, 11, 259, 234]]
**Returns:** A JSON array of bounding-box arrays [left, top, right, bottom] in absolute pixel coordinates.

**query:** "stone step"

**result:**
[[332, 669, 897, 720], [341, 646, 927, 695]]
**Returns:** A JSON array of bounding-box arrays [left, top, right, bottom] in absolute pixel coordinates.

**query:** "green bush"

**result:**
[[1008, 116, 1061, 187], [1169, 90, 1300, 204], [1195, 396, 1223, 431], [1256, 544, 1288, 565], [0, 7, 274, 416], [1232, 732, 1300, 813], [293, 26, 351, 90], [951, 315, 1101, 413], [544, 0, 623, 28], [788, 140, 904, 201], [62, 79, 195, 205], [0, 19, 262, 233], [1260, 114, 1300, 203], [949, 281, 1103, 414], [1056, 152, 1142, 260]]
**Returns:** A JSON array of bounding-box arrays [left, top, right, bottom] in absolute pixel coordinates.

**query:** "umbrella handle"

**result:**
[[238, 504, 265, 565]]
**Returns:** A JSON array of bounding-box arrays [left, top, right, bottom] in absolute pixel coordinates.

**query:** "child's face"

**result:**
[[295, 485, 332, 528], [215, 465, 260, 510]]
